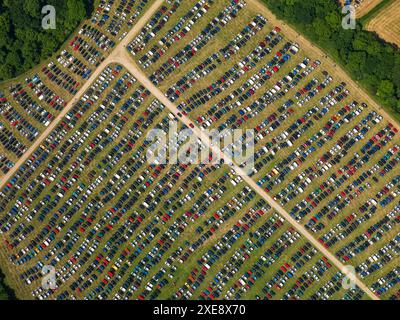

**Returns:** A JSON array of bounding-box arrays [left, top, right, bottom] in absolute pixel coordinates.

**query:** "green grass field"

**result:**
[[0, 0, 398, 300]]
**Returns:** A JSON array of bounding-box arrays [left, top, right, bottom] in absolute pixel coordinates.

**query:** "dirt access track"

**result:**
[[366, 0, 400, 47], [339, 0, 383, 17]]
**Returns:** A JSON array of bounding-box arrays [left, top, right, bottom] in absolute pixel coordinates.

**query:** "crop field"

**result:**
[[0, 0, 399, 301], [129, 0, 400, 299], [366, 0, 400, 47], [0, 0, 157, 180]]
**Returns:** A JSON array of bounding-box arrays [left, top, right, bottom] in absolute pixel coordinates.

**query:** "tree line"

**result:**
[[263, 0, 400, 118], [0, 0, 93, 82]]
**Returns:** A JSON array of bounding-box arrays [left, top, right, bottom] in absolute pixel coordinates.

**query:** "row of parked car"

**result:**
[[0, 0, 159, 172], [335, 204, 399, 264], [1, 72, 346, 298], [0, 0, 398, 300], [267, 105, 378, 203], [199, 222, 301, 300], [318, 185, 399, 249], [0, 122, 27, 158], [91, 178, 258, 300], [0, 65, 124, 228], [92, 0, 154, 40], [9, 84, 54, 127], [0, 92, 40, 143], [250, 88, 349, 181], [0, 154, 14, 175], [0, 73, 60, 169], [56, 50, 93, 80], [52, 164, 243, 300], [192, 49, 310, 133], [230, 241, 318, 300], [243, 62, 399, 298], [0, 81, 54, 168], [69, 36, 105, 69], [177, 39, 295, 122], [355, 231, 399, 296], [1, 66, 160, 295], [79, 24, 116, 52], [96, 0, 398, 300], [26, 75, 67, 111], [0, 0, 155, 175], [298, 122, 398, 225], [165, 16, 271, 102], [370, 265, 400, 297], [134, 0, 216, 69], [106, 0, 152, 38], [0, 61, 264, 300], [0, 59, 83, 171], [200, 26, 399, 296]]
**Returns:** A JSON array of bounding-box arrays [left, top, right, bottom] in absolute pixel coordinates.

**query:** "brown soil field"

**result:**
[[339, 0, 383, 17]]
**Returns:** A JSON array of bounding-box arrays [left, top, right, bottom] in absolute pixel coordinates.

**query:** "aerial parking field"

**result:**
[[366, 0, 400, 47], [352, 0, 384, 17], [128, 0, 400, 299], [0, 0, 399, 302], [0, 72, 371, 299]]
